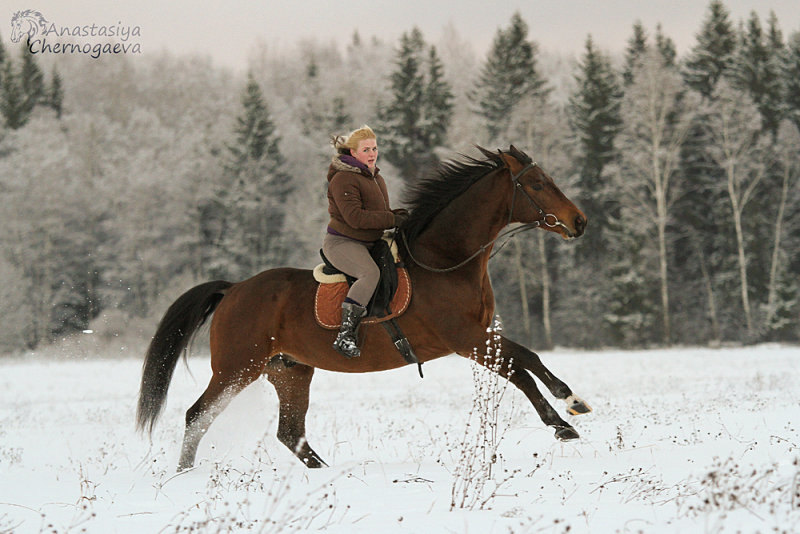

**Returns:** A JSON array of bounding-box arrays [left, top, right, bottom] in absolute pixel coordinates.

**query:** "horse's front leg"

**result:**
[[459, 350, 579, 442], [499, 336, 592, 417]]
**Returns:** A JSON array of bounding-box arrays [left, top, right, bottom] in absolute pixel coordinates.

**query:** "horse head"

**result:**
[[10, 10, 47, 43], [483, 145, 586, 240]]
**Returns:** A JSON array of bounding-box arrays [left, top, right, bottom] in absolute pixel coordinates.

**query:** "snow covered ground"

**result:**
[[1, 343, 798, 533]]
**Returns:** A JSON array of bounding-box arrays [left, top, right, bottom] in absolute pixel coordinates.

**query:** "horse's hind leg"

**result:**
[[500, 336, 592, 416], [266, 359, 327, 468], [178, 368, 260, 471]]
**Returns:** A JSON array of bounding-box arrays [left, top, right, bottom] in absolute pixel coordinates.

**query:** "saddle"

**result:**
[[313, 234, 420, 375]]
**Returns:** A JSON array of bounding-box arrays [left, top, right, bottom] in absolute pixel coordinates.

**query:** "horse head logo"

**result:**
[[10, 9, 48, 43]]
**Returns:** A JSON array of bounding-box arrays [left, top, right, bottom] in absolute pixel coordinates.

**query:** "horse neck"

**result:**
[[415, 170, 511, 273]]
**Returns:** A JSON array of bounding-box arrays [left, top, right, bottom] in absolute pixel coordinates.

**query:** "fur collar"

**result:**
[[329, 155, 378, 177]]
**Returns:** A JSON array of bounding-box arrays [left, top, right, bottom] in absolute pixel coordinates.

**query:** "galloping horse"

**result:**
[[137, 146, 590, 470]]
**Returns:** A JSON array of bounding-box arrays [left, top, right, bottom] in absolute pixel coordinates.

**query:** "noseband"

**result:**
[[400, 162, 570, 273], [508, 163, 570, 233]]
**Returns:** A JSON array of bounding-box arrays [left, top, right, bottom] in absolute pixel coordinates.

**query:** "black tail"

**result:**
[[136, 280, 233, 435]]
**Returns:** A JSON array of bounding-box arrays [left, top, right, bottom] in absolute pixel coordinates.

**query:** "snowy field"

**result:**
[[1, 343, 798, 533]]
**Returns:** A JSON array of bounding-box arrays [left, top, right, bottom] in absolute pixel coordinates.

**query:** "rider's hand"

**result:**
[[392, 209, 409, 227]]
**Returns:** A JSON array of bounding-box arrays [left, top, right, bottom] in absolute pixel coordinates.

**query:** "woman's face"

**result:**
[[351, 138, 378, 171]]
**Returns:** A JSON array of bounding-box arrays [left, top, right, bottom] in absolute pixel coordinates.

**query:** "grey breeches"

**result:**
[[322, 233, 380, 307]]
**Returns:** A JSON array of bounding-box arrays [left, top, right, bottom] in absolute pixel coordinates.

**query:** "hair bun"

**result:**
[[330, 126, 376, 153]]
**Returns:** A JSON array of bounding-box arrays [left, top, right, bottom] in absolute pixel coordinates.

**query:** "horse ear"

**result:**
[[498, 149, 525, 174], [475, 145, 497, 160]]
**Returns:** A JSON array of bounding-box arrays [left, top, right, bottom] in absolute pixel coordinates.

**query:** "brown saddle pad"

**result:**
[[314, 267, 412, 329]]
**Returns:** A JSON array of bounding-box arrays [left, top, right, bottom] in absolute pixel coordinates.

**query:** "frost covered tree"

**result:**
[[0, 44, 48, 129], [611, 49, 697, 344], [422, 45, 453, 149], [762, 122, 799, 339], [209, 73, 292, 279], [380, 28, 425, 182], [567, 35, 622, 255], [655, 24, 678, 67], [471, 12, 547, 142], [782, 31, 800, 134], [624, 22, 678, 87], [48, 67, 63, 119], [381, 28, 453, 183], [1, 55, 24, 129], [728, 11, 785, 137], [297, 55, 351, 141], [701, 82, 768, 337], [19, 46, 44, 117], [675, 2, 739, 342], [623, 21, 648, 86], [501, 96, 572, 348], [682, 0, 736, 99]]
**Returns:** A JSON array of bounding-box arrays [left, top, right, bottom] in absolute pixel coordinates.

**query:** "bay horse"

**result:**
[[137, 145, 590, 470]]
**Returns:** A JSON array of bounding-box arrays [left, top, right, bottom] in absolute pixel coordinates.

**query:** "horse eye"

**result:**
[[532, 182, 544, 191]]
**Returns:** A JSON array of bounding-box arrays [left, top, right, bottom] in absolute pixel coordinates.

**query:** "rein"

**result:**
[[400, 163, 567, 274]]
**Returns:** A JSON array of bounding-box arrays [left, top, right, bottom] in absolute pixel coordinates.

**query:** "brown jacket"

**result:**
[[327, 155, 395, 242]]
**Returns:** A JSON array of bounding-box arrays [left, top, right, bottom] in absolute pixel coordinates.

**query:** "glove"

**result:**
[[393, 209, 409, 227]]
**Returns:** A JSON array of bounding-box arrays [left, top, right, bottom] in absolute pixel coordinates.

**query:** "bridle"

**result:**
[[507, 162, 572, 233], [399, 162, 570, 273]]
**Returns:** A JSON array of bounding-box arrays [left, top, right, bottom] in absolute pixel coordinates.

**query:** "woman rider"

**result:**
[[323, 125, 408, 358]]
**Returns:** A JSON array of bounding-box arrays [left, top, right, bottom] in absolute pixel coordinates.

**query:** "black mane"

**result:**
[[399, 146, 532, 248]]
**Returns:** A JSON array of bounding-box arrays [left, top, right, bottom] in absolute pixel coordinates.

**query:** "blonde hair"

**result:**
[[332, 125, 377, 154]]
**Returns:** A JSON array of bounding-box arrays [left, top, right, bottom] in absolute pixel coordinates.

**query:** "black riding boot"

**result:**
[[333, 302, 367, 358]]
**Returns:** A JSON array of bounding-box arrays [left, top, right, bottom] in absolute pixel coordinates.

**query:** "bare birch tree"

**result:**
[[507, 94, 571, 349], [613, 50, 696, 343], [702, 81, 768, 337]]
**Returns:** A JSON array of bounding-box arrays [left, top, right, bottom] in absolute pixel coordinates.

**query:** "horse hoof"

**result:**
[[302, 453, 329, 469], [565, 395, 592, 416], [554, 426, 580, 441]]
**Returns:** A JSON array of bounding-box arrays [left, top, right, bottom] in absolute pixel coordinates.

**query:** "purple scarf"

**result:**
[[339, 154, 371, 174]]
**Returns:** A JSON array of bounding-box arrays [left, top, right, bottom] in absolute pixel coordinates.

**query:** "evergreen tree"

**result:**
[[228, 72, 283, 172], [763, 123, 800, 341], [762, 266, 798, 341], [623, 21, 648, 85], [785, 32, 800, 133], [298, 56, 352, 140], [209, 72, 291, 278], [0, 36, 5, 99], [675, 2, 739, 343], [381, 28, 453, 183], [728, 11, 785, 137], [49, 67, 63, 119], [471, 12, 547, 141], [655, 24, 678, 67], [298, 56, 326, 137], [19, 46, 44, 119], [0, 59, 25, 129], [567, 35, 623, 253], [422, 46, 453, 148], [329, 96, 351, 133], [380, 28, 425, 182], [682, 0, 736, 99]]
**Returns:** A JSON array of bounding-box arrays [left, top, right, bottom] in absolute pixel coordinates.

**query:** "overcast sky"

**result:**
[[5, 1, 799, 70]]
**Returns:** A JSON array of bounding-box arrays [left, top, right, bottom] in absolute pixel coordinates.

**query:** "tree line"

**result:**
[[0, 0, 797, 353]]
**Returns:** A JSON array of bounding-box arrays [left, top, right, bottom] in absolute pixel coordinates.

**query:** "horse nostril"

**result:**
[[575, 215, 586, 233]]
